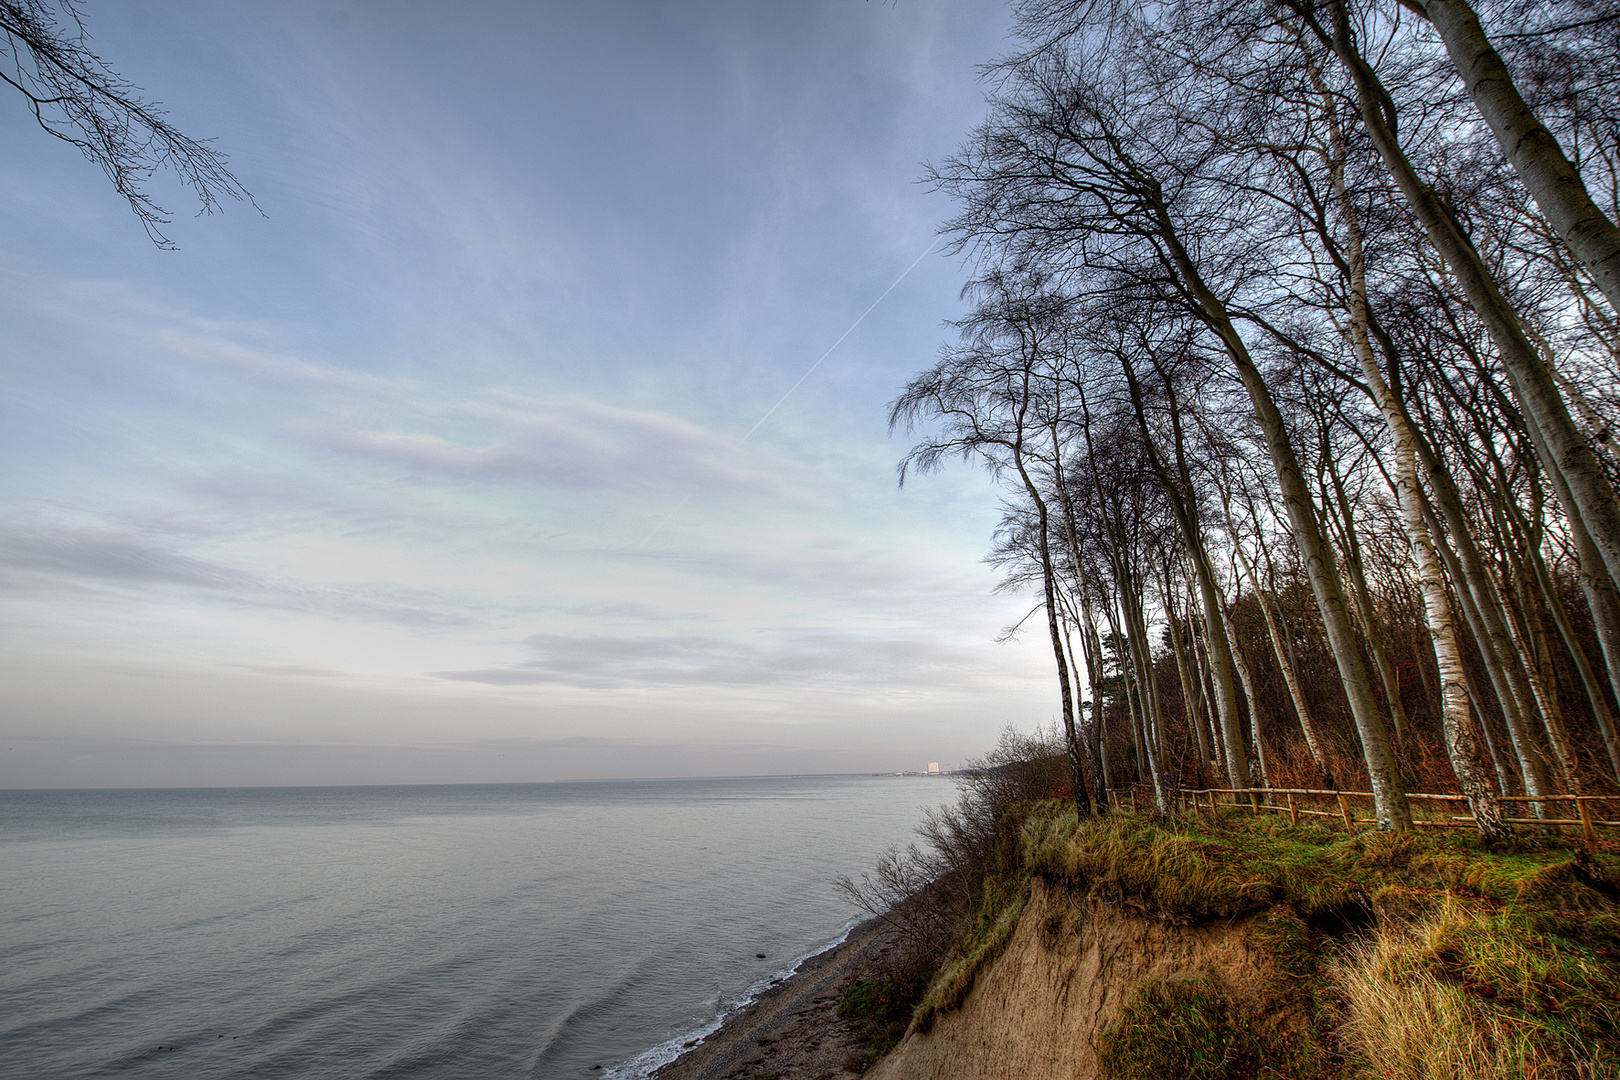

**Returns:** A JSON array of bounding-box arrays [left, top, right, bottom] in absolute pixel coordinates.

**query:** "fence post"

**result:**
[[1579, 798, 1597, 845], [1337, 794, 1355, 833], [1288, 792, 1298, 827], [1251, 791, 1261, 815]]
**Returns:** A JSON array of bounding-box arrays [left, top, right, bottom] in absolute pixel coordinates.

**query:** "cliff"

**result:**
[[867, 877, 1300, 1080], [856, 808, 1620, 1080]]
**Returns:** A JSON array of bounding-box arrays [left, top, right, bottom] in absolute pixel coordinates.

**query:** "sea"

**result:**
[[0, 775, 950, 1080]]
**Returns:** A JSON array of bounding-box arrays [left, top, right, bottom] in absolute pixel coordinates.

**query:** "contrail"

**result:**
[[740, 238, 938, 444], [636, 238, 938, 550]]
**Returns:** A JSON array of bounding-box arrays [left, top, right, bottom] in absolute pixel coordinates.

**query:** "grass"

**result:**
[[1096, 976, 1252, 1080], [1014, 804, 1620, 1080], [847, 782, 1620, 1079], [1020, 805, 1620, 924], [1093, 974, 1324, 1080], [908, 873, 1027, 1032], [1336, 894, 1620, 1078]]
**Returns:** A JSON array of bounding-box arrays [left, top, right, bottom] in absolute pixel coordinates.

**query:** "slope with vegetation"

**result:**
[[837, 731, 1620, 1079]]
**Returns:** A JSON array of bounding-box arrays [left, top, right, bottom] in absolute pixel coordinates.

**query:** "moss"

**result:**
[[909, 875, 1027, 1032], [1095, 975, 1328, 1080], [1017, 805, 1620, 1078], [1020, 807, 1618, 924]]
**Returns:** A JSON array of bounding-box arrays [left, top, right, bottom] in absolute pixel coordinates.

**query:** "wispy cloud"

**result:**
[[321, 397, 791, 495], [6, 269, 408, 392], [220, 662, 349, 678], [0, 522, 255, 591], [433, 627, 984, 691], [152, 327, 409, 390], [0, 518, 473, 630]]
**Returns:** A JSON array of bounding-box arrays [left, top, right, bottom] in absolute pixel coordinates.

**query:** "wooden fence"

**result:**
[[1108, 785, 1620, 844]]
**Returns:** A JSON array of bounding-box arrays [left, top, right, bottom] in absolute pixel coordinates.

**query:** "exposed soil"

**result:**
[[866, 879, 1283, 1080]]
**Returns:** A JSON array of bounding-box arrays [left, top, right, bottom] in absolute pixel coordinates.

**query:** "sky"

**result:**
[[0, 0, 1061, 788]]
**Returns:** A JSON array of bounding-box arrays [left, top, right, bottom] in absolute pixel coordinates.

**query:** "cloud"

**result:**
[[623, 539, 994, 615], [433, 627, 984, 691], [321, 396, 789, 496], [4, 269, 407, 392], [0, 523, 254, 591], [0, 518, 471, 630], [153, 327, 408, 390], [220, 662, 348, 678]]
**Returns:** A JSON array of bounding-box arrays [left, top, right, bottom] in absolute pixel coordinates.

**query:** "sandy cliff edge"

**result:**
[[866, 878, 1281, 1080]]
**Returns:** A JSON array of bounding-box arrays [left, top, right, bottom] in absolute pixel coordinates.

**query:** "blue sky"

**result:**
[[0, 0, 1058, 787]]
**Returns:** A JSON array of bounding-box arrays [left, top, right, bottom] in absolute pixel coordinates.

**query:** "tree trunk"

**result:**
[[1321, 106, 1506, 838], [1423, 493, 1556, 818], [1412, 0, 1620, 317], [1121, 580, 1170, 813], [1223, 601, 1271, 791], [1321, 440, 1413, 759], [1079, 596, 1116, 802], [1150, 193, 1413, 828], [1009, 442, 1092, 821], [1228, 512, 1333, 785], [1527, 540, 1620, 784], [1117, 351, 1252, 792], [1164, 572, 1213, 769], [1320, 0, 1620, 606]]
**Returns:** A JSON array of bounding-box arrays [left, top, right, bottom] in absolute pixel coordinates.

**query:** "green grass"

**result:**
[[908, 874, 1027, 1032], [1094, 974, 1329, 1080], [1019, 806, 1620, 924], [1011, 804, 1620, 1080], [1336, 895, 1620, 1078]]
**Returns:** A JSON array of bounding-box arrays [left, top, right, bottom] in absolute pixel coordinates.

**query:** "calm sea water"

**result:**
[[0, 776, 948, 1080]]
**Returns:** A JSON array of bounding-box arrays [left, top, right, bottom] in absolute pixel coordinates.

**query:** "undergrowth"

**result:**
[[837, 739, 1620, 1080], [1095, 974, 1329, 1080], [836, 964, 930, 1068], [1025, 806, 1620, 1080], [909, 874, 1027, 1032]]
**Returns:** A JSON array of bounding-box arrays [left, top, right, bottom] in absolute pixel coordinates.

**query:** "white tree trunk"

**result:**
[[1325, 0, 1620, 609], [1415, 0, 1620, 317], [1151, 196, 1413, 829]]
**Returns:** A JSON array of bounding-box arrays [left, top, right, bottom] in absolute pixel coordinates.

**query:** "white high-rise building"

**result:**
[[927, 762, 940, 774]]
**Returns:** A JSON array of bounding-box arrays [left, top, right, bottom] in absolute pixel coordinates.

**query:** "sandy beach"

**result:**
[[649, 917, 904, 1080]]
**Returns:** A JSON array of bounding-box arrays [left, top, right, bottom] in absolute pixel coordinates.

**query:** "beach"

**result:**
[[650, 917, 904, 1080]]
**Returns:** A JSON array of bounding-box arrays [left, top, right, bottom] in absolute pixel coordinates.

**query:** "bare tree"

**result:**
[[1, 0, 251, 246]]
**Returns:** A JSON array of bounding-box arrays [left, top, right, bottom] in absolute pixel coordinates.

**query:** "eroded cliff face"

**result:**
[[867, 878, 1291, 1080]]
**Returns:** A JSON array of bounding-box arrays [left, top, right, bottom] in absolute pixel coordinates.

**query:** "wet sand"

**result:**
[[650, 917, 904, 1080]]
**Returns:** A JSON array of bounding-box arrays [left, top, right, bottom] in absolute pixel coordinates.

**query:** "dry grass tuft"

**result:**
[[909, 876, 1026, 1032], [1333, 896, 1618, 1079]]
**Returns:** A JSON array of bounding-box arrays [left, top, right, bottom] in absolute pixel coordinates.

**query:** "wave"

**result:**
[[603, 916, 864, 1080]]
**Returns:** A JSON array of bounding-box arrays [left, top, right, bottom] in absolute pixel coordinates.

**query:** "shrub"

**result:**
[[833, 727, 1069, 1050], [1095, 976, 1265, 1080]]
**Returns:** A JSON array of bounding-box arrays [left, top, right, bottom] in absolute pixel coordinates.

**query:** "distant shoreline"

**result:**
[[0, 773, 963, 794]]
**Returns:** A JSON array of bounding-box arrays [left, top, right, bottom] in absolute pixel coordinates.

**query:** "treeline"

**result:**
[[892, 0, 1620, 842]]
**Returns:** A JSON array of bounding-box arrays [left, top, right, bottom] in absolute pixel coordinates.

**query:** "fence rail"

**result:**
[[1106, 785, 1620, 843]]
